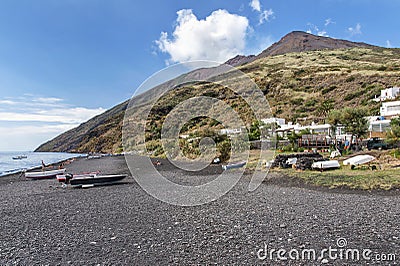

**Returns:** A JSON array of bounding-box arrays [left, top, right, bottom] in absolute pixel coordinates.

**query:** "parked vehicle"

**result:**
[[366, 138, 391, 150]]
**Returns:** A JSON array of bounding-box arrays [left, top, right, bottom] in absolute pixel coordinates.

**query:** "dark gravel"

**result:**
[[0, 156, 399, 265]]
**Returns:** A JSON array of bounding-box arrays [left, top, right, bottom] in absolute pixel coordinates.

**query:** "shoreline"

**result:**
[[0, 153, 96, 178]]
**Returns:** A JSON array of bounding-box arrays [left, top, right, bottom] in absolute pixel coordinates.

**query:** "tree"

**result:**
[[287, 131, 300, 146], [327, 107, 368, 149], [248, 120, 266, 141], [327, 109, 342, 137], [386, 118, 400, 149], [341, 107, 368, 145], [317, 100, 334, 123]]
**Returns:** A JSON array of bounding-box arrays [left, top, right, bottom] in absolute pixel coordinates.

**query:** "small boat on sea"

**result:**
[[57, 173, 127, 188], [222, 161, 246, 170], [25, 168, 66, 179], [12, 155, 27, 160]]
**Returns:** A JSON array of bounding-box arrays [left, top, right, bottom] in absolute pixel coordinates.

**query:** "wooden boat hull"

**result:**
[[25, 169, 66, 179]]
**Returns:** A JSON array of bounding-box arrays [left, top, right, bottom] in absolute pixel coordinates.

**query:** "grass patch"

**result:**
[[272, 167, 400, 191]]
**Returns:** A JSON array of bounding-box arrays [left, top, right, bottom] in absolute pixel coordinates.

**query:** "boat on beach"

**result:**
[[343, 154, 376, 166], [25, 168, 66, 179], [222, 161, 246, 170], [57, 173, 127, 187], [311, 160, 340, 170]]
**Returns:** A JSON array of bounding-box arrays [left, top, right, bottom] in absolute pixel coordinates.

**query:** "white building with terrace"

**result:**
[[380, 100, 400, 118]]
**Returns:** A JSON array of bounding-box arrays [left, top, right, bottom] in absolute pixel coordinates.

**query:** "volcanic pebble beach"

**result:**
[[0, 156, 399, 265]]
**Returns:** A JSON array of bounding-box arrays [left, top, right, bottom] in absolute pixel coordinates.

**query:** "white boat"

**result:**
[[286, 158, 297, 165], [312, 160, 340, 170], [222, 161, 246, 170], [343, 155, 376, 166], [25, 168, 66, 179]]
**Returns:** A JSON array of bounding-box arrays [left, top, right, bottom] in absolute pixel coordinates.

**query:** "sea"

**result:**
[[0, 151, 86, 176]]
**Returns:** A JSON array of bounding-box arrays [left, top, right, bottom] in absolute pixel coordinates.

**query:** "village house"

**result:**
[[380, 100, 400, 118], [368, 87, 400, 138], [373, 86, 400, 102]]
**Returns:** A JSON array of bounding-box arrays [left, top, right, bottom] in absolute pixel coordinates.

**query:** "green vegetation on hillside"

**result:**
[[36, 47, 400, 154]]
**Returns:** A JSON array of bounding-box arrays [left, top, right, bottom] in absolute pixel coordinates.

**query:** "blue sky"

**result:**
[[0, 0, 399, 151]]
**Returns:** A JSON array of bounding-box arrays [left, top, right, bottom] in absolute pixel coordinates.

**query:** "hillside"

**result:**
[[257, 31, 374, 58], [36, 31, 400, 153]]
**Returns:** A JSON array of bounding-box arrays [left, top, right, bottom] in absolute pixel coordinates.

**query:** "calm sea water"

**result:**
[[0, 151, 86, 176]]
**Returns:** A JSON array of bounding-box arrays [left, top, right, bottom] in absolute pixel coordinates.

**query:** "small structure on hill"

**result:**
[[373, 87, 400, 102]]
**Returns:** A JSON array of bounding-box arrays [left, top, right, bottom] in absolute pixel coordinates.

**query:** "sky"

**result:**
[[0, 0, 399, 151]]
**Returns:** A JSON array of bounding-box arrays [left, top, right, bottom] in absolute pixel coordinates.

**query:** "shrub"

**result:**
[[290, 98, 304, 105]]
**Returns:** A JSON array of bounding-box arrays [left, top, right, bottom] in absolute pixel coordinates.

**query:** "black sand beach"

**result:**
[[0, 156, 399, 265]]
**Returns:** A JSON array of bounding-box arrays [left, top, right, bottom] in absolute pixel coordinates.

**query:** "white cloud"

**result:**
[[386, 40, 392, 48], [0, 124, 80, 151], [306, 22, 329, 37], [250, 0, 261, 12], [317, 30, 328, 37], [324, 18, 335, 26], [0, 95, 105, 151], [156, 9, 249, 64], [307, 23, 328, 37], [259, 9, 274, 25], [0, 100, 17, 105], [249, 0, 274, 25], [0, 107, 104, 124], [348, 23, 362, 36], [33, 97, 63, 103]]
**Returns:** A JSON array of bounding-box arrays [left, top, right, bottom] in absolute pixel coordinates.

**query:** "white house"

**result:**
[[369, 120, 391, 138], [261, 117, 286, 127], [380, 100, 400, 117], [220, 127, 244, 136], [373, 87, 400, 102]]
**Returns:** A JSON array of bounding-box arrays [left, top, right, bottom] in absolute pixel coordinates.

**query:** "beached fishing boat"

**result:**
[[12, 155, 27, 160], [56, 172, 98, 183], [25, 168, 66, 179], [57, 173, 127, 187], [343, 155, 376, 166], [311, 160, 340, 170], [222, 161, 246, 170]]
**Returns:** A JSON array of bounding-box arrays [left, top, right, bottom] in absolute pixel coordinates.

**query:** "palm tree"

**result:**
[[317, 100, 334, 123]]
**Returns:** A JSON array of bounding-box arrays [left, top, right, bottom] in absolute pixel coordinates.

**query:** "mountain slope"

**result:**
[[36, 32, 400, 153], [225, 31, 375, 67], [256, 31, 375, 58]]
